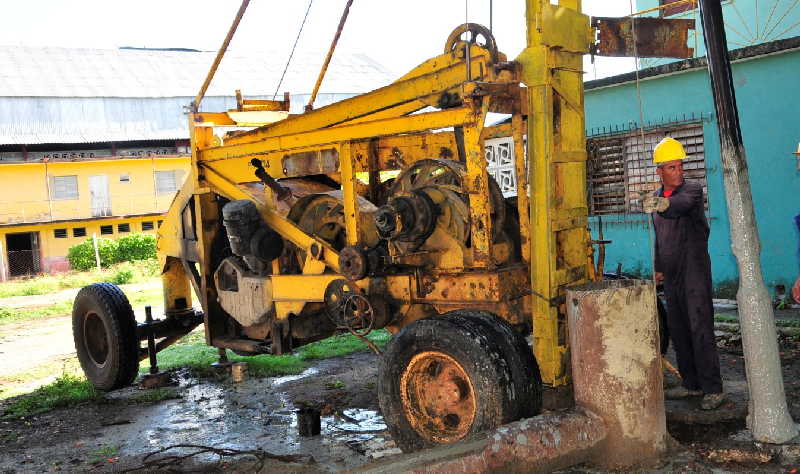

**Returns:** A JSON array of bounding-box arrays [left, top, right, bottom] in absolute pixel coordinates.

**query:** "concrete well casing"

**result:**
[[566, 279, 668, 468]]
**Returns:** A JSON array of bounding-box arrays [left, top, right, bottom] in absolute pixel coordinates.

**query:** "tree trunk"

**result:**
[[698, 0, 797, 443]]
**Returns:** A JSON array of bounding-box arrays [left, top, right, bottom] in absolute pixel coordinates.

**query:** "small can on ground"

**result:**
[[231, 362, 248, 383], [297, 406, 322, 437]]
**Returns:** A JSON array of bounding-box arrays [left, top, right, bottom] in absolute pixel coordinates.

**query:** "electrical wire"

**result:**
[[273, 0, 314, 100]]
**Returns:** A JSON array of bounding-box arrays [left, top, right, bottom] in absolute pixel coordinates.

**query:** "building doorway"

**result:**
[[89, 174, 111, 217], [5, 232, 41, 277]]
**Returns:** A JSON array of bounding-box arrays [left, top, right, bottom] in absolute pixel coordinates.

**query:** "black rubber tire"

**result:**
[[440, 310, 543, 419], [377, 317, 515, 453], [72, 283, 139, 391]]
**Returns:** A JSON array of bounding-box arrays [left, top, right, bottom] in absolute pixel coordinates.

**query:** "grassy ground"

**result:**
[[0, 259, 159, 298], [1, 329, 392, 420], [1, 374, 103, 419], [0, 287, 163, 327], [148, 329, 392, 378]]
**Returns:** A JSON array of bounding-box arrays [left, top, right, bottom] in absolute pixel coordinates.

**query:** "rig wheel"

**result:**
[[72, 283, 139, 390], [378, 317, 516, 452], [441, 310, 543, 419]]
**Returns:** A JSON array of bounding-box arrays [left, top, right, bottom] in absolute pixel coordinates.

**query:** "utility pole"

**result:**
[[697, 0, 798, 443]]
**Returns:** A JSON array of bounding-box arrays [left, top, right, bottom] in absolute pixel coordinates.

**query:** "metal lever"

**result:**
[[250, 158, 292, 201]]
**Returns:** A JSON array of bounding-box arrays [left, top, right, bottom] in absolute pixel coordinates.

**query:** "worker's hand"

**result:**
[[643, 196, 670, 213], [654, 272, 664, 286]]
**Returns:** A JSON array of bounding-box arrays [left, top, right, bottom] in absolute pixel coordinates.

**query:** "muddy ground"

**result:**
[[0, 305, 799, 472]]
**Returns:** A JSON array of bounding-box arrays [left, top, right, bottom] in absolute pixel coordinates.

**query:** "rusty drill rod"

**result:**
[[305, 0, 354, 112], [192, 0, 250, 113], [145, 306, 159, 374]]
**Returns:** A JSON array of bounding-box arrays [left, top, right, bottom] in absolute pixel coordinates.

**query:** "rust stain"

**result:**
[[594, 17, 695, 59]]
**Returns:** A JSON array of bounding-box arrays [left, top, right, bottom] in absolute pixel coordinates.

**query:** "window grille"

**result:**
[[155, 170, 181, 195], [73, 227, 86, 238], [141, 221, 154, 231], [50, 175, 79, 200], [100, 225, 113, 235], [53, 228, 67, 238], [117, 223, 130, 233], [660, 0, 696, 16], [587, 123, 707, 215]]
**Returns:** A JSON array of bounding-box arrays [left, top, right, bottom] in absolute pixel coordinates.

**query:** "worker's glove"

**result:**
[[642, 196, 669, 213]]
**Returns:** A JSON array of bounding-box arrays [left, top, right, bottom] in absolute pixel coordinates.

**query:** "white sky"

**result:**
[[0, 0, 638, 81]]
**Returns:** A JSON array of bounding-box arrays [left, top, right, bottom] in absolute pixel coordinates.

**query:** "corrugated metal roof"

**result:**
[[0, 94, 356, 145], [0, 45, 396, 98], [0, 46, 396, 145]]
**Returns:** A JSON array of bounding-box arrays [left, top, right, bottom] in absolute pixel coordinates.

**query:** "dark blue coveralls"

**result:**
[[653, 181, 723, 394]]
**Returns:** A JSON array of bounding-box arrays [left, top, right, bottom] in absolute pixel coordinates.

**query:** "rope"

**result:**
[[273, 0, 314, 100], [627, 0, 658, 285]]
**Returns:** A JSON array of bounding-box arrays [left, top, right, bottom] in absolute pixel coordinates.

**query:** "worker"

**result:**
[[643, 137, 725, 410]]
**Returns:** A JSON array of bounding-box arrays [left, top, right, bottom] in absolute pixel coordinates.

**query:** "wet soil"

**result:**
[[0, 351, 402, 473], [0, 310, 798, 472]]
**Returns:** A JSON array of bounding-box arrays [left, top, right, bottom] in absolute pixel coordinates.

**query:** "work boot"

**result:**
[[700, 392, 726, 410], [665, 386, 703, 399]]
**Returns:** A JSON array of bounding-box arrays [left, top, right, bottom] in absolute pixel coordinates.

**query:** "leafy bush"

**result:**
[[110, 267, 134, 285], [67, 238, 118, 271], [115, 233, 156, 262], [66, 233, 155, 271]]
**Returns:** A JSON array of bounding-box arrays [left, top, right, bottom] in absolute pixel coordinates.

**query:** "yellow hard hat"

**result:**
[[653, 137, 688, 164]]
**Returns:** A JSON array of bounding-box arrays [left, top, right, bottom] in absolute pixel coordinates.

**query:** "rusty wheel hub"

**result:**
[[400, 351, 476, 443]]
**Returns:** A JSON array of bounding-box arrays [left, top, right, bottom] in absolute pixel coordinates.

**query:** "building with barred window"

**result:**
[[484, 2, 800, 290], [581, 0, 800, 289]]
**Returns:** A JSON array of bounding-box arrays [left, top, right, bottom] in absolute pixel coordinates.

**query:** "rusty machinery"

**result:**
[[71, 2, 694, 453]]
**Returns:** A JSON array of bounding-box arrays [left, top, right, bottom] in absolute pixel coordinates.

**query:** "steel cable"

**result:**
[[273, 0, 314, 100]]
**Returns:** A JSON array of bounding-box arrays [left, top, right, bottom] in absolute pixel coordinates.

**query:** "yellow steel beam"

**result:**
[[199, 163, 341, 272], [222, 51, 492, 145], [512, 114, 531, 266], [462, 98, 493, 267], [520, 0, 590, 386], [198, 107, 476, 163], [340, 100, 427, 126], [339, 141, 361, 246]]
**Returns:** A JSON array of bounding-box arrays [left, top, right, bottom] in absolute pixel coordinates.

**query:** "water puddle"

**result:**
[[322, 408, 400, 459], [96, 361, 399, 470], [271, 367, 319, 387]]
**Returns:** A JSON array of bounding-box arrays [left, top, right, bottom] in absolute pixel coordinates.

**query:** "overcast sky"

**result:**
[[0, 0, 638, 81]]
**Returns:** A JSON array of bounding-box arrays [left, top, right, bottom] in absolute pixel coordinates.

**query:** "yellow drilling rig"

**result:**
[[71, 2, 693, 452]]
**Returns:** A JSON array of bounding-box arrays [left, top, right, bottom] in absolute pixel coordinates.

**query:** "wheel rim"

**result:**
[[400, 351, 476, 443], [83, 312, 109, 366]]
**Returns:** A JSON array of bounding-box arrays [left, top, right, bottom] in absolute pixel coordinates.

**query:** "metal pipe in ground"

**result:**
[[566, 279, 668, 468]]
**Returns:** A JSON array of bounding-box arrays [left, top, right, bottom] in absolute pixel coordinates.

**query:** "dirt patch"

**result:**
[[1, 308, 799, 472], [0, 351, 401, 473]]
